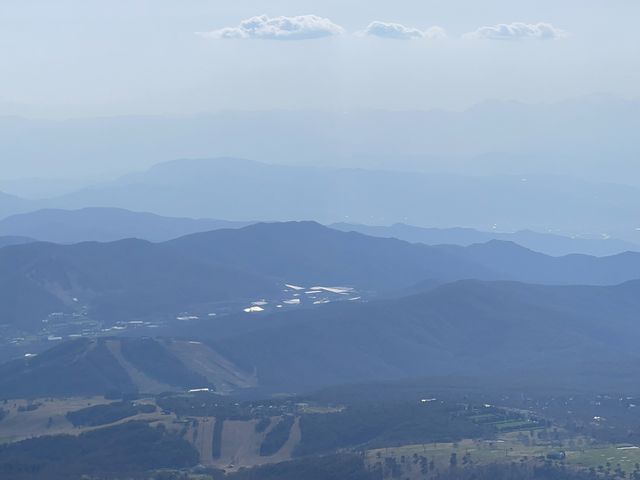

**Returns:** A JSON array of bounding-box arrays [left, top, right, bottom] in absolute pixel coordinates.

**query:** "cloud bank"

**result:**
[[464, 22, 568, 41], [200, 14, 344, 41], [360, 21, 447, 40]]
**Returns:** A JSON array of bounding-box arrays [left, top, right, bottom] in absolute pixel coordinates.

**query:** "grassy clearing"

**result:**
[[367, 431, 640, 478], [569, 445, 640, 472], [0, 397, 110, 443], [0, 396, 177, 444], [367, 436, 551, 468]]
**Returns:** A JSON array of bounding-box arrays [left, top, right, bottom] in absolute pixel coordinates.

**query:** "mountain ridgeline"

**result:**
[[0, 205, 635, 255], [2, 221, 640, 332], [332, 222, 640, 257], [0, 190, 31, 219], [2, 158, 638, 243], [0, 235, 33, 248], [0, 207, 250, 243]]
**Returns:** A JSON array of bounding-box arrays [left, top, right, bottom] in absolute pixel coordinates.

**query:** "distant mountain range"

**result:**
[[3, 221, 640, 333], [0, 190, 31, 218], [2, 98, 639, 185], [163, 221, 499, 291], [166, 222, 640, 288], [1, 158, 640, 243], [332, 223, 640, 257], [38, 158, 640, 243], [0, 207, 249, 244], [0, 206, 636, 256], [6, 279, 640, 397], [0, 235, 33, 248]]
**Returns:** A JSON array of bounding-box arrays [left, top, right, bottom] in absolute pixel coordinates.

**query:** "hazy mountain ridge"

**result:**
[[332, 223, 640, 257], [0, 235, 34, 248], [2, 98, 640, 184], [0, 237, 280, 329], [0, 207, 250, 243], [0, 205, 634, 256], [2, 156, 640, 244], [43, 158, 640, 242], [165, 222, 640, 287], [440, 240, 640, 286], [0, 189, 32, 219]]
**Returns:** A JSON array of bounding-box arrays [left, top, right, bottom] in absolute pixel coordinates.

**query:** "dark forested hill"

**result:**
[[0, 221, 498, 332], [166, 221, 500, 290], [3, 221, 640, 333], [167, 222, 640, 288], [5, 280, 640, 397], [206, 279, 640, 392], [0, 421, 198, 480], [0, 238, 278, 329], [0, 337, 254, 398], [0, 338, 136, 398]]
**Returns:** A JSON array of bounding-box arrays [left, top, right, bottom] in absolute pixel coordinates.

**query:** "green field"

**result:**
[[367, 432, 640, 478], [569, 445, 640, 472]]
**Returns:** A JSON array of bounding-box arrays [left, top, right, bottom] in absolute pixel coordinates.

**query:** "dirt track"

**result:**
[[213, 416, 302, 471]]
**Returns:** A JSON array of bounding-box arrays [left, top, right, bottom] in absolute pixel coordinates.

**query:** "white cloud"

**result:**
[[359, 21, 447, 40], [464, 22, 568, 41], [199, 14, 344, 41], [423, 26, 448, 40]]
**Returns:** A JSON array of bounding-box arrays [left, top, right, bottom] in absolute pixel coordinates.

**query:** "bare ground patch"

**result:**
[[167, 341, 257, 394]]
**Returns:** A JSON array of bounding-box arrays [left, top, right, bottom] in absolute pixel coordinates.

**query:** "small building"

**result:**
[[546, 451, 566, 461]]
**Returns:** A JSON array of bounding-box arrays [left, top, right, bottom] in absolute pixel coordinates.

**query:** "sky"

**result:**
[[1, 0, 639, 117]]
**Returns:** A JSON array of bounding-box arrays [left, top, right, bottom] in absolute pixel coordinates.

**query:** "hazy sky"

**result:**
[[1, 0, 639, 117]]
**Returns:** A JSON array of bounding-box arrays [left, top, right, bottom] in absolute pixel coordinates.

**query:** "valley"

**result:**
[[2, 214, 640, 480], [1, 170, 640, 480]]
